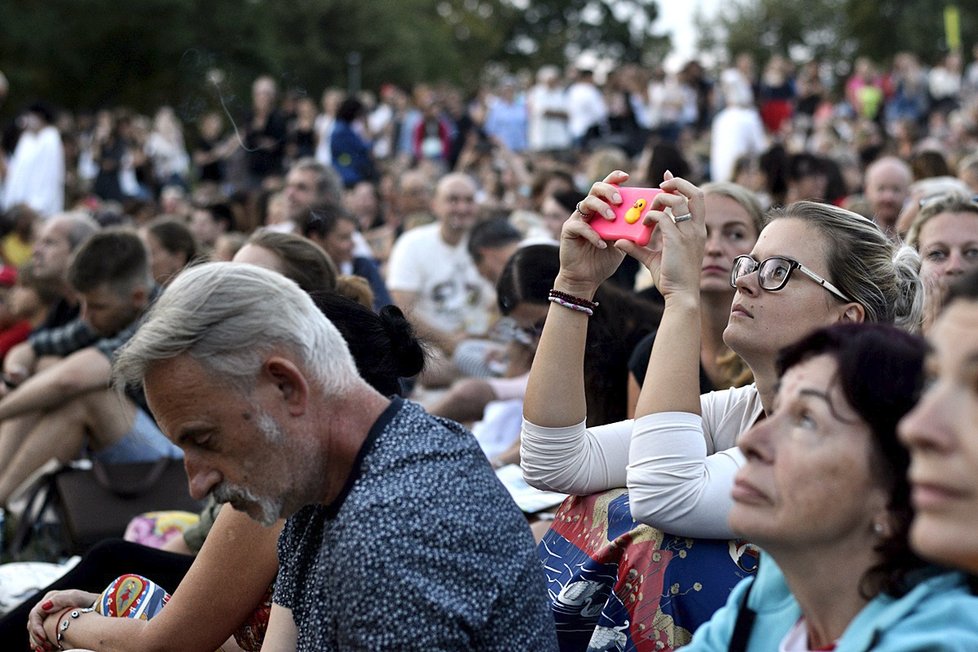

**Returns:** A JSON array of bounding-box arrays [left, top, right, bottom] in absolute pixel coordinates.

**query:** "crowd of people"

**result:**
[[0, 46, 976, 650]]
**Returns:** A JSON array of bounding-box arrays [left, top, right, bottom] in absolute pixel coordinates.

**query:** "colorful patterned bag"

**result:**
[[539, 489, 759, 651]]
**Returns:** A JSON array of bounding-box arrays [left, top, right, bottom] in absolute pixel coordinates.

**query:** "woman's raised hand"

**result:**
[[618, 171, 706, 302], [555, 170, 629, 295]]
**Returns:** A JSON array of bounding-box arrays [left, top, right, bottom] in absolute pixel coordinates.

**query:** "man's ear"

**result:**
[[839, 302, 865, 324], [263, 356, 310, 416]]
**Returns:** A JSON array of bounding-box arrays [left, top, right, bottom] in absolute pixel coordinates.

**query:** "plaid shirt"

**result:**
[[28, 318, 98, 358], [29, 285, 162, 361]]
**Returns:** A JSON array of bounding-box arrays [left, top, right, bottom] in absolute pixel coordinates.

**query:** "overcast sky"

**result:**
[[655, 0, 723, 70]]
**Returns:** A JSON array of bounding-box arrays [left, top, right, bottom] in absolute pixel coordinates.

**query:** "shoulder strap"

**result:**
[[729, 571, 759, 652], [92, 457, 173, 498]]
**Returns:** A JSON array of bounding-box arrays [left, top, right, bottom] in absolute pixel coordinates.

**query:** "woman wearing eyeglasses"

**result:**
[[521, 169, 923, 539]]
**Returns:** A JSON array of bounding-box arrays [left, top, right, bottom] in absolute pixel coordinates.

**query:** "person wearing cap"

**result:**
[[1, 101, 65, 218]]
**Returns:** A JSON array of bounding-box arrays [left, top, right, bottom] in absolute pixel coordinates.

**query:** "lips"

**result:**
[[702, 265, 728, 275], [910, 480, 968, 511], [731, 476, 768, 504], [730, 303, 753, 318]]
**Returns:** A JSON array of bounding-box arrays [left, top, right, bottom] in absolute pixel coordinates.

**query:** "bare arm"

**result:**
[[522, 170, 629, 427], [3, 340, 37, 381], [626, 372, 640, 419], [519, 170, 640, 491], [618, 174, 747, 535], [30, 506, 282, 652], [0, 348, 110, 421], [259, 605, 298, 651], [619, 173, 706, 417]]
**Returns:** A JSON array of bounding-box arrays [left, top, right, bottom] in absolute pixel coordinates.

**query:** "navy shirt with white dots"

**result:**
[[275, 396, 558, 651]]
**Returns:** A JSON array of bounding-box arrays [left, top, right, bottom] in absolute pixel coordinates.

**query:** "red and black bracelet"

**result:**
[[548, 289, 599, 316]]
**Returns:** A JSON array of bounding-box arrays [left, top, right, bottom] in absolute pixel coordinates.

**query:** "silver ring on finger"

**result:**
[[575, 202, 590, 217], [672, 212, 693, 223]]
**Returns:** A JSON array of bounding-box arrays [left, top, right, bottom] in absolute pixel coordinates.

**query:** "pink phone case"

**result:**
[[589, 186, 661, 246]]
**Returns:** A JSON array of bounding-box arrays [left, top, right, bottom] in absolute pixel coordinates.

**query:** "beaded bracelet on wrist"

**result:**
[[548, 295, 593, 316], [56, 608, 94, 649], [548, 289, 599, 314]]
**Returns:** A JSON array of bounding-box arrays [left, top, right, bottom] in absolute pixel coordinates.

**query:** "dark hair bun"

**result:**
[[378, 304, 426, 378]]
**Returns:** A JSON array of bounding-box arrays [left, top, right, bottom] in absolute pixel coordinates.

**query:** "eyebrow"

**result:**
[[798, 387, 859, 424], [923, 241, 978, 248], [798, 388, 832, 403]]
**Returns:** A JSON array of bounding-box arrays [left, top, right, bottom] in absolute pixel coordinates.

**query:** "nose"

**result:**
[[184, 454, 222, 501], [944, 250, 966, 276], [898, 386, 952, 453], [733, 267, 760, 296], [704, 229, 723, 254], [738, 414, 775, 462]]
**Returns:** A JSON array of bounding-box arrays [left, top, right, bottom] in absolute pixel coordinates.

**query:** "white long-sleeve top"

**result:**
[[521, 384, 763, 539]]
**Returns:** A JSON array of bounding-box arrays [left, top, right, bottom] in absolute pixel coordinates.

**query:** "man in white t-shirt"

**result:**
[[386, 173, 495, 376]]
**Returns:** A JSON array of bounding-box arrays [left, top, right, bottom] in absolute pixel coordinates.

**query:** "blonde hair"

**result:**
[[906, 193, 978, 249], [702, 181, 767, 235], [772, 201, 924, 332]]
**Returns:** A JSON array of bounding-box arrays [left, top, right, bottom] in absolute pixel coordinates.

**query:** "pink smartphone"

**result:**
[[588, 186, 661, 246]]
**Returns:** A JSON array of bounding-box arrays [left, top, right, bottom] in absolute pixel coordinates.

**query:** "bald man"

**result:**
[[864, 157, 912, 234], [387, 173, 495, 355]]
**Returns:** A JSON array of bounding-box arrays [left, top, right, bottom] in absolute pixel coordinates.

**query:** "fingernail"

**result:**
[[41, 600, 53, 610], [612, 193, 621, 203], [605, 209, 615, 219]]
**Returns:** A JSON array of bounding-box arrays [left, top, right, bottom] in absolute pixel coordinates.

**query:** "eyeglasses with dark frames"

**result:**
[[730, 254, 853, 303]]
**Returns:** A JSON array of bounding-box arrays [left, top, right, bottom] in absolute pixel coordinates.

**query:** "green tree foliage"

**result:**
[[697, 0, 851, 67], [698, 0, 977, 72], [0, 0, 663, 120], [490, 0, 666, 65], [842, 0, 978, 65]]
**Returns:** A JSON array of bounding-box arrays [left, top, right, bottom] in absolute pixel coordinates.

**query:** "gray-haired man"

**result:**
[[114, 262, 557, 651]]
